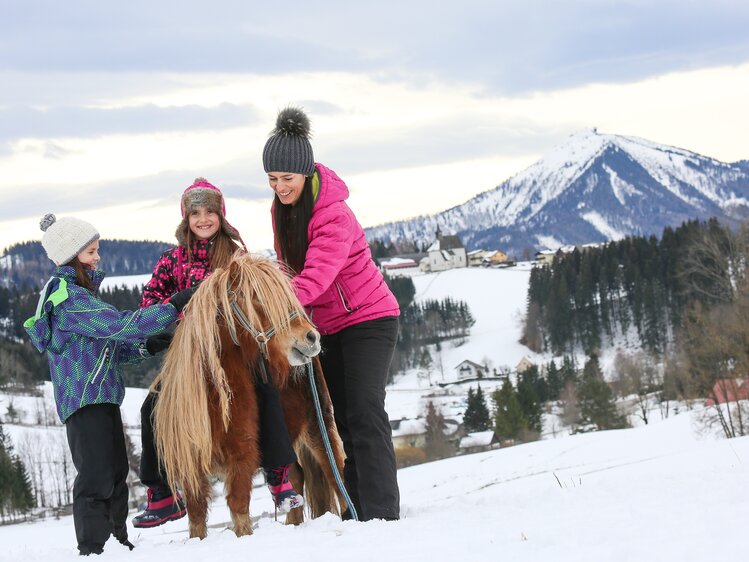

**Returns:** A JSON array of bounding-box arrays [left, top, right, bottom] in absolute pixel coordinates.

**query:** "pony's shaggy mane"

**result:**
[[152, 253, 306, 497]]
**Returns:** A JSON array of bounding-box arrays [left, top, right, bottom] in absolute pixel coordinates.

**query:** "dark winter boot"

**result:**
[[265, 465, 304, 513], [78, 544, 104, 556], [131, 485, 186, 528], [113, 526, 134, 550]]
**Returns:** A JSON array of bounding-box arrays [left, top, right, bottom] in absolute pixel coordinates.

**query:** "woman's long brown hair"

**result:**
[[273, 176, 314, 276]]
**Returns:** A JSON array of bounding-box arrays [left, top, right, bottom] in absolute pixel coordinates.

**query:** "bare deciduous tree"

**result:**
[[677, 221, 749, 438], [612, 351, 660, 424], [559, 381, 580, 430]]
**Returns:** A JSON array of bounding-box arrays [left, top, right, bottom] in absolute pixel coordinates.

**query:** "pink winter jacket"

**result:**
[[273, 163, 400, 335]]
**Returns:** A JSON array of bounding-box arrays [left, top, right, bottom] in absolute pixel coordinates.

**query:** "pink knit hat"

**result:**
[[176, 177, 246, 250]]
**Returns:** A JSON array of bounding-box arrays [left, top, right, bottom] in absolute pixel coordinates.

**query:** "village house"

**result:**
[[515, 356, 536, 374], [390, 417, 461, 450], [705, 378, 749, 406], [535, 249, 558, 264], [420, 227, 467, 272], [380, 257, 419, 274], [536, 243, 606, 265], [482, 250, 509, 267], [458, 431, 500, 455], [455, 359, 489, 380], [466, 249, 489, 267], [466, 249, 509, 267]]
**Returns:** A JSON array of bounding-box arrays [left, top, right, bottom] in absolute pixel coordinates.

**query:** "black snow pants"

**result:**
[[65, 403, 130, 555], [320, 316, 400, 521]]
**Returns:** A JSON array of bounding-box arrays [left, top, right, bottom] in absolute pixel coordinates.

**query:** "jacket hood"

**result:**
[[314, 163, 349, 211]]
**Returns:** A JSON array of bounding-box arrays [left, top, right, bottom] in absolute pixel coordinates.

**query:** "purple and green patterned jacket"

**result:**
[[24, 266, 179, 423]]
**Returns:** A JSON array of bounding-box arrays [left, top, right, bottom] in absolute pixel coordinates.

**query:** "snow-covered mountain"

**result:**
[[365, 130, 749, 256]]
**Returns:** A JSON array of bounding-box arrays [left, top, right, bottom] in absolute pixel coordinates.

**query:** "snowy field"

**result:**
[[1, 406, 747, 561], [2, 265, 747, 560]]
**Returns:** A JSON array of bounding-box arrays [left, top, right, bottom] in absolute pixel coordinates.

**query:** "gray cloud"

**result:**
[[0, 103, 258, 144], [3, 159, 271, 222], [319, 116, 566, 175], [3, 114, 562, 222], [2, 1, 748, 94]]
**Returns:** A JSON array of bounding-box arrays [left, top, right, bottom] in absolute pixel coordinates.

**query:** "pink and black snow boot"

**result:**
[[265, 465, 304, 513], [132, 486, 187, 528]]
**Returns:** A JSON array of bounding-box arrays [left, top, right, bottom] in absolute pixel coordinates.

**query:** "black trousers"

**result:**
[[65, 403, 129, 554], [139, 377, 296, 488], [320, 316, 400, 521]]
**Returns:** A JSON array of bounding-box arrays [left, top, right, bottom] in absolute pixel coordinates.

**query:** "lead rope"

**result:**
[[305, 361, 358, 522]]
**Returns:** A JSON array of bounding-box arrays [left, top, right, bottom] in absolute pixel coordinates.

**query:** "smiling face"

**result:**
[[76, 239, 100, 270], [188, 206, 220, 240], [268, 172, 306, 206]]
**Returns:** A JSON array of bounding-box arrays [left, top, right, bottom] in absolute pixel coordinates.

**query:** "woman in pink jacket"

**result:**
[[263, 107, 401, 521]]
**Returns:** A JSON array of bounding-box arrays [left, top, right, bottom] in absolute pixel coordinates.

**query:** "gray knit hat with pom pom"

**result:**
[[262, 106, 315, 176], [39, 213, 100, 265]]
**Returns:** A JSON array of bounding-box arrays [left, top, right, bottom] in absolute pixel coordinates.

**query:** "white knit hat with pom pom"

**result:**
[[39, 213, 100, 265]]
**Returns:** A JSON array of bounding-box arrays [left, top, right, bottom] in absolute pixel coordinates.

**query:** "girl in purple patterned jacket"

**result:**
[[132, 178, 303, 529], [25, 214, 194, 555]]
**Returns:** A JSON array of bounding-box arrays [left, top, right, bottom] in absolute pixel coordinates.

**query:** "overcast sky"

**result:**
[[3, 1, 749, 253]]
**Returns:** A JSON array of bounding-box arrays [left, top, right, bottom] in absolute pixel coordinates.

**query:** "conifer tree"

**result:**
[[516, 367, 544, 434], [547, 274, 572, 353], [463, 386, 491, 432], [546, 359, 563, 401], [424, 402, 452, 460], [491, 380, 527, 441], [0, 425, 10, 519], [560, 355, 578, 388], [0, 422, 34, 520], [577, 355, 629, 431], [10, 457, 34, 515], [418, 349, 433, 385]]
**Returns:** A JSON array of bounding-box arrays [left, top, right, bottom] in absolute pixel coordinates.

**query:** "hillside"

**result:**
[[0, 239, 172, 288], [0, 266, 747, 560], [365, 130, 749, 257]]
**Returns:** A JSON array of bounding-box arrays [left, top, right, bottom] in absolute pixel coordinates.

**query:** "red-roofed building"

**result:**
[[706, 378, 749, 406]]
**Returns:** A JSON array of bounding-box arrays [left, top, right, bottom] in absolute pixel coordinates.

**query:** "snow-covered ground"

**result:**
[[2, 406, 747, 561], [2, 265, 746, 560]]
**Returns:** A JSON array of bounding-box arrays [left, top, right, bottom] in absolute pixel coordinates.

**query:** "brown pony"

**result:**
[[151, 254, 347, 539]]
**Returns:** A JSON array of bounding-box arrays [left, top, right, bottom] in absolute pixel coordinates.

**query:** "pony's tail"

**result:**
[[152, 320, 214, 499], [296, 442, 339, 518], [297, 357, 343, 518]]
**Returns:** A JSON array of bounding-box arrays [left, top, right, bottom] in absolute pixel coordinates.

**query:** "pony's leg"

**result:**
[[225, 462, 254, 537], [284, 460, 306, 526], [184, 476, 212, 539]]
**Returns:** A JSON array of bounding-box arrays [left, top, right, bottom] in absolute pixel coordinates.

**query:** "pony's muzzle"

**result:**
[[291, 329, 321, 363], [305, 329, 320, 349]]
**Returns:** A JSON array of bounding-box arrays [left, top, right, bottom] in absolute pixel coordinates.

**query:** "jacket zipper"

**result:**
[[90, 347, 109, 385], [336, 282, 355, 313]]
